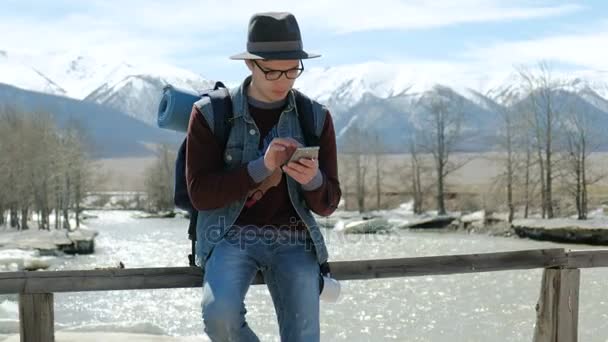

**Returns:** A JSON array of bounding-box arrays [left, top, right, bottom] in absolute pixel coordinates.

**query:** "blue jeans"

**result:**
[[201, 226, 321, 342]]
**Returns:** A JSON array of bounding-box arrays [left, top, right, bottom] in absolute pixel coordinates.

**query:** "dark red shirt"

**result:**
[[185, 97, 341, 229]]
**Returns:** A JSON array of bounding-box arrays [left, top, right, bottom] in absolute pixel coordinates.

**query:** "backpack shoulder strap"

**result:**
[[186, 81, 232, 268], [194, 81, 233, 148], [208, 86, 233, 149], [293, 89, 326, 146]]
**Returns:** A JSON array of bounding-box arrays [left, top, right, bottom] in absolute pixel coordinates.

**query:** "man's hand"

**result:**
[[282, 158, 319, 185], [264, 138, 300, 171]]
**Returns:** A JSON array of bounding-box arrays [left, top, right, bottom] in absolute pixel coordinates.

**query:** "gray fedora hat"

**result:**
[[230, 12, 321, 60]]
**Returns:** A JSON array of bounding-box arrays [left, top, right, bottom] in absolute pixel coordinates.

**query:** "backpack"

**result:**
[[175, 81, 322, 267]]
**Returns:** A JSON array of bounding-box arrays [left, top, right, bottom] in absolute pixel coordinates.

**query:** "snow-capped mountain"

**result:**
[[0, 50, 67, 96], [327, 84, 502, 152], [85, 72, 213, 126], [299, 62, 608, 107], [31, 52, 139, 99], [0, 50, 133, 98], [0, 49, 212, 123], [2, 51, 608, 154], [296, 62, 608, 151], [563, 78, 608, 114], [296, 62, 421, 114], [0, 51, 207, 102]]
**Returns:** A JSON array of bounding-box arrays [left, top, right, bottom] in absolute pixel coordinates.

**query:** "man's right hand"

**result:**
[[264, 138, 301, 171]]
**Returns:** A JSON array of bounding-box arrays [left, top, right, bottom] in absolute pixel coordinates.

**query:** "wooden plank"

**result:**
[[327, 248, 567, 281], [533, 268, 580, 342], [566, 250, 608, 268], [557, 269, 580, 342], [534, 269, 554, 342], [0, 267, 202, 294], [19, 293, 54, 342], [0, 249, 566, 294]]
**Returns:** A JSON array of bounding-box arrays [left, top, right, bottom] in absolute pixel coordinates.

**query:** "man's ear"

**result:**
[[245, 60, 254, 72]]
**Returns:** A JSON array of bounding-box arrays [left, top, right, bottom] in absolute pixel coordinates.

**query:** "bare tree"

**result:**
[[489, 88, 520, 222], [371, 132, 388, 209], [564, 116, 588, 219], [336, 154, 351, 209], [0, 108, 21, 228], [416, 86, 466, 215], [0, 106, 92, 231], [55, 118, 91, 229], [1, 107, 19, 229], [407, 130, 425, 214], [522, 130, 535, 218], [562, 96, 605, 219], [12, 108, 33, 230], [144, 143, 176, 213], [517, 62, 564, 218], [34, 112, 62, 230], [0, 106, 12, 227], [341, 124, 372, 213]]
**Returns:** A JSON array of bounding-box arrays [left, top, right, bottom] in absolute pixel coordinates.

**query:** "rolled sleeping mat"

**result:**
[[157, 84, 202, 132]]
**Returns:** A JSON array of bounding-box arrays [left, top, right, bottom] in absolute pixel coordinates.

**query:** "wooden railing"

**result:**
[[3, 248, 608, 342]]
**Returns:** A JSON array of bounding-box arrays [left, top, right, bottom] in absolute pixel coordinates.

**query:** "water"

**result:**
[[3, 210, 608, 341]]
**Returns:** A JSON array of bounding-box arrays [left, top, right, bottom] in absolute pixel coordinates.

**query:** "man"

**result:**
[[185, 12, 341, 342]]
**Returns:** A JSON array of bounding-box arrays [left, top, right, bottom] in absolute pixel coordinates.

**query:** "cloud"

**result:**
[[2, 0, 596, 89], [302, 0, 583, 33], [462, 20, 608, 72], [0, 0, 583, 63]]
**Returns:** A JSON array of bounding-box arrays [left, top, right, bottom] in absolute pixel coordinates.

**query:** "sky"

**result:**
[[2, 0, 608, 86]]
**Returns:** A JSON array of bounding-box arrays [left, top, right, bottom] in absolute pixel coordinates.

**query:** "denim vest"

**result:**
[[193, 76, 329, 267]]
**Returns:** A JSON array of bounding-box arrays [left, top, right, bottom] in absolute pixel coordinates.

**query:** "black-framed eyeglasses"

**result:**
[[252, 60, 304, 81]]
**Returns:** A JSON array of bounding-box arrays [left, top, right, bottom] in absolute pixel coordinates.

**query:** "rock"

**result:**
[[341, 218, 391, 234], [81, 213, 99, 220], [512, 218, 608, 245], [461, 211, 485, 224], [60, 239, 95, 255], [23, 258, 51, 271], [0, 248, 52, 272], [61, 228, 98, 255], [458, 211, 486, 230], [315, 210, 363, 230], [487, 212, 510, 224], [133, 212, 176, 219], [315, 216, 341, 229], [0, 227, 99, 256], [403, 215, 457, 229]]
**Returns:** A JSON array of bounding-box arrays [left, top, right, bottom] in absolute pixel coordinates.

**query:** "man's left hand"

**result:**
[[282, 158, 319, 185]]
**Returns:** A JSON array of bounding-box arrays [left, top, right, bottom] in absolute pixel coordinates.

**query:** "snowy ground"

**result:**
[[0, 332, 208, 342], [0, 299, 210, 341], [0, 248, 53, 272], [0, 215, 98, 271], [512, 207, 608, 230]]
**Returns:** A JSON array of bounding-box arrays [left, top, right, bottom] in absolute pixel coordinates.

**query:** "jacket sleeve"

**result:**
[[185, 106, 267, 210], [301, 111, 342, 216]]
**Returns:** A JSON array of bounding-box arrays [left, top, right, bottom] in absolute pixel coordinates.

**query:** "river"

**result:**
[[2, 210, 607, 341]]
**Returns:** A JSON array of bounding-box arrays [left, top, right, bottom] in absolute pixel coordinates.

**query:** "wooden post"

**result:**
[[533, 268, 580, 342], [19, 293, 54, 342]]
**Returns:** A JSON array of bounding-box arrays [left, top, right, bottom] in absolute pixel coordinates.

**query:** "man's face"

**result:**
[[247, 59, 301, 102]]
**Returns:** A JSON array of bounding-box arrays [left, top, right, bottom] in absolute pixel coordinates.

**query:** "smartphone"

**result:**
[[288, 146, 320, 163]]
